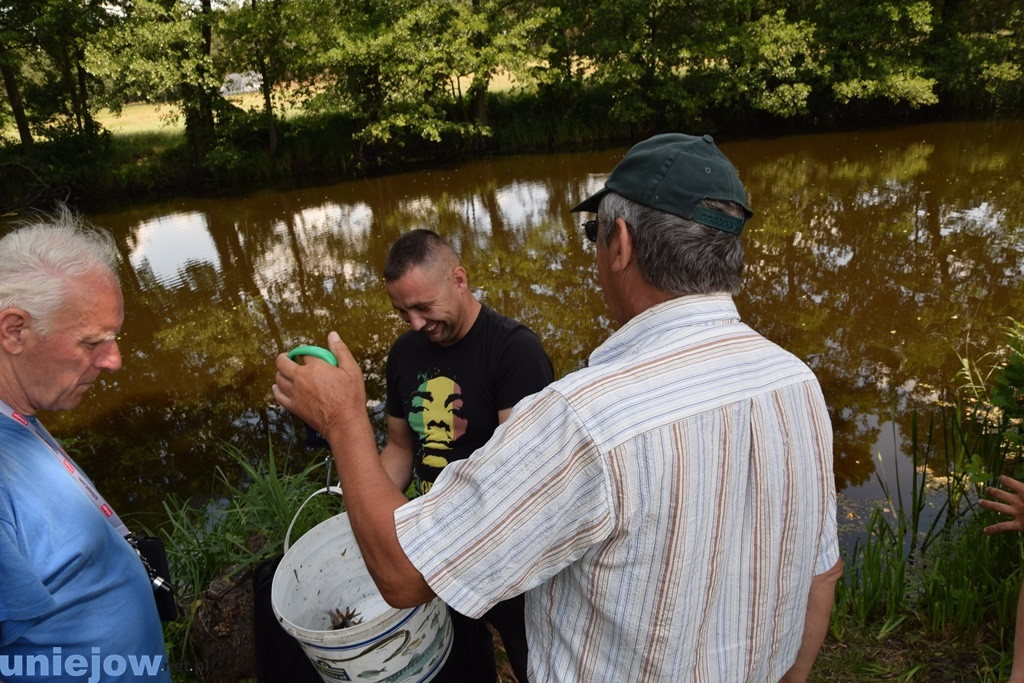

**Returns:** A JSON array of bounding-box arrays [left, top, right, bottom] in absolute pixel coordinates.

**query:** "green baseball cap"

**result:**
[[570, 133, 753, 235]]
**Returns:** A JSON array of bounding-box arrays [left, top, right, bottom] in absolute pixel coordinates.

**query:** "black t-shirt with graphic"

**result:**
[[385, 305, 554, 496]]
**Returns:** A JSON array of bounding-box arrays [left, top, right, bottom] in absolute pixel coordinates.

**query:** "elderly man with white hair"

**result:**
[[0, 208, 170, 682]]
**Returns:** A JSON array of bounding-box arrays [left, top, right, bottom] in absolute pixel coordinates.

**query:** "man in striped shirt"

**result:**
[[274, 133, 843, 681]]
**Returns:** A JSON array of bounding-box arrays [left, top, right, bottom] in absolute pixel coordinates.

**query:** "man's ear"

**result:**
[[451, 265, 469, 291], [607, 217, 635, 274], [0, 308, 29, 354]]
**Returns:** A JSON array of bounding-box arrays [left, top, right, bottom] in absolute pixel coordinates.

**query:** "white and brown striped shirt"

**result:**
[[395, 293, 839, 682]]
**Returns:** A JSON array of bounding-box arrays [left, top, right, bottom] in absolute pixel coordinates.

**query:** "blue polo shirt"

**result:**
[[0, 417, 170, 681]]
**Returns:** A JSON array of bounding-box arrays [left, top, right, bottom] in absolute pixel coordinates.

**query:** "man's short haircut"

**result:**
[[383, 229, 457, 283], [0, 205, 120, 336], [597, 192, 745, 295]]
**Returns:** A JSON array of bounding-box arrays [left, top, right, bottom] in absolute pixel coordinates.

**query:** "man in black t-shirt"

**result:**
[[380, 229, 553, 683]]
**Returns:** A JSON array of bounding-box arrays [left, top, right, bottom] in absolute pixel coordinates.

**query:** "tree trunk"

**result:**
[[0, 55, 35, 157], [74, 46, 94, 133], [472, 78, 488, 126], [181, 84, 216, 163], [196, 0, 216, 152], [250, 0, 278, 157], [54, 46, 84, 132], [259, 60, 277, 157], [181, 0, 217, 164], [469, 0, 488, 127]]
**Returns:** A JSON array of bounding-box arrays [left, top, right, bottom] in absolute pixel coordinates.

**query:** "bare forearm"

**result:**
[[781, 559, 843, 682], [380, 441, 413, 493], [272, 334, 434, 607], [1010, 580, 1024, 683], [325, 414, 433, 607]]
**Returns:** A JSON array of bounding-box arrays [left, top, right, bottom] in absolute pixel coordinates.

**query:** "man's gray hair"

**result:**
[[0, 206, 120, 336], [596, 192, 745, 295]]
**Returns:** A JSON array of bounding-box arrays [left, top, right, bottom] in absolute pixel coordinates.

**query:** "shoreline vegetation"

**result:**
[[152, 321, 1024, 681], [2, 1, 1023, 214], [3, 97, 1020, 218]]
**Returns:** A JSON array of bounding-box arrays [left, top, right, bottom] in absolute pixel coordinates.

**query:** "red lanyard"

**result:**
[[0, 398, 131, 538]]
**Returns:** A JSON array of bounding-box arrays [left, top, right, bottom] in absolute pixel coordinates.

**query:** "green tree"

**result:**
[[357, 0, 479, 143], [1, 0, 120, 151], [216, 0, 313, 156], [314, 0, 551, 145], [929, 0, 1024, 112], [29, 0, 128, 137], [182, 0, 217, 162], [814, 0, 939, 115], [87, 0, 221, 161], [703, 9, 823, 119], [460, 0, 552, 128], [0, 0, 39, 156], [575, 0, 724, 127], [529, 0, 581, 97]]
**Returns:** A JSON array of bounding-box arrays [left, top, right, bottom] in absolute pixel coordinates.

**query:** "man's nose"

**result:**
[[408, 312, 427, 331], [96, 341, 122, 371]]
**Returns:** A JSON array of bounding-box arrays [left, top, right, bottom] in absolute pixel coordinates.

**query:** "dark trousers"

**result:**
[[432, 608, 498, 682], [252, 555, 322, 683], [483, 594, 530, 683], [432, 594, 530, 683]]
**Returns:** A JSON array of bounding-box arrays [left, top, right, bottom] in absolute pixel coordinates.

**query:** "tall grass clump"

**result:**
[[829, 319, 1024, 678], [831, 413, 960, 640], [146, 441, 341, 672]]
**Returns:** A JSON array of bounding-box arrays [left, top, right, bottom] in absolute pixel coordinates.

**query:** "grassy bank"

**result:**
[[1, 80, 968, 216], [147, 444, 341, 677], [0, 86, 628, 214]]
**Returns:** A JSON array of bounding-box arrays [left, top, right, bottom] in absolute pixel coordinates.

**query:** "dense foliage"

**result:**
[[1, 0, 1023, 208]]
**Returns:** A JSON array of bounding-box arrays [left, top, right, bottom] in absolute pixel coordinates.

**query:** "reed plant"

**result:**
[[825, 319, 1024, 679], [146, 441, 340, 673]]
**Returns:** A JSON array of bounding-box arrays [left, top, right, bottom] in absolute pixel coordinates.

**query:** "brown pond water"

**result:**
[[12, 119, 1024, 531]]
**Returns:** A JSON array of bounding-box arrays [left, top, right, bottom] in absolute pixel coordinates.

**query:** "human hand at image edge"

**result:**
[[979, 474, 1024, 534]]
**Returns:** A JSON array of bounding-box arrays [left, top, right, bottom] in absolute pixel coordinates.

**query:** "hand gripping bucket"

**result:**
[[271, 486, 452, 682]]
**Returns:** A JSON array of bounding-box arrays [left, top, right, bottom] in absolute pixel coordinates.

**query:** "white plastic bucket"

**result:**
[[271, 486, 452, 682]]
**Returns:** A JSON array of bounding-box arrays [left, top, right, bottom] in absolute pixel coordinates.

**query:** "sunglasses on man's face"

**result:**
[[583, 219, 598, 243]]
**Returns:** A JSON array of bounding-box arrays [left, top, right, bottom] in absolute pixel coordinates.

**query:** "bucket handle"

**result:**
[[284, 485, 344, 552]]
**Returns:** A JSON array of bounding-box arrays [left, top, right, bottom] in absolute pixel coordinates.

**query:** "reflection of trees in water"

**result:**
[[49, 121, 1024, 516], [738, 121, 1024, 490]]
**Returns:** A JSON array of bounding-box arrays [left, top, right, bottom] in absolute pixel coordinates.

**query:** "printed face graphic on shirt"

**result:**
[[409, 375, 467, 466]]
